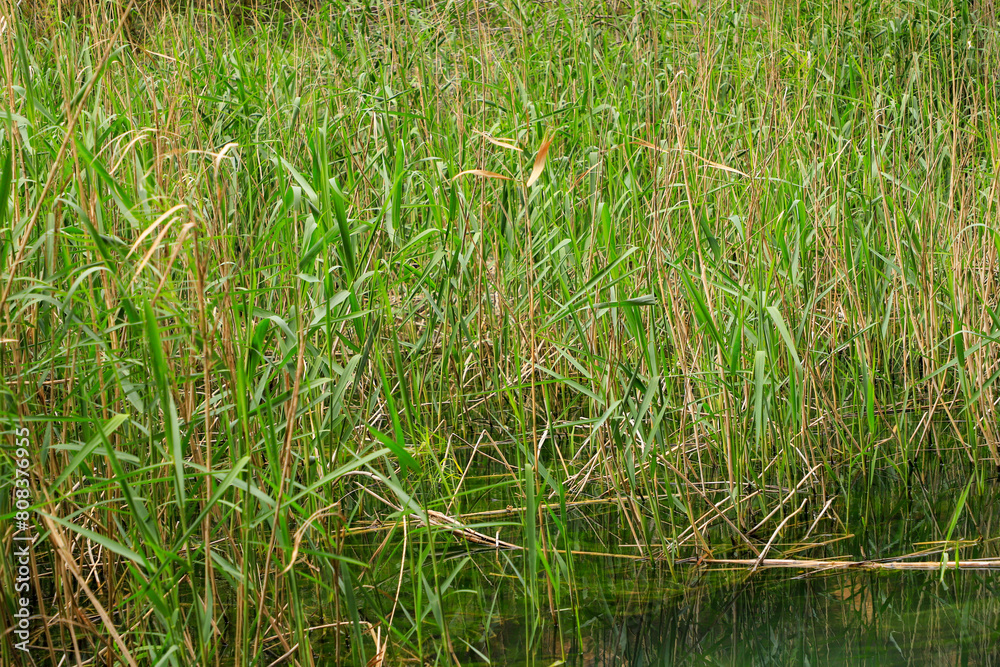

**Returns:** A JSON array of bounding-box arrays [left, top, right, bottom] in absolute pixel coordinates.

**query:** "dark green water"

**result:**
[[453, 562, 1000, 666], [321, 455, 1000, 666]]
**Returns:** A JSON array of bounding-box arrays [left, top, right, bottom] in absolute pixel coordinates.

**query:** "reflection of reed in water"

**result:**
[[467, 564, 1000, 666]]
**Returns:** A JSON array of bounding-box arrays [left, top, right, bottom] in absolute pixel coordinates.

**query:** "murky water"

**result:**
[[245, 454, 1000, 666], [454, 564, 1000, 666], [322, 456, 1000, 667]]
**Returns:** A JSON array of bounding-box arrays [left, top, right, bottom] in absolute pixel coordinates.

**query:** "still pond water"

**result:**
[[313, 458, 1000, 665]]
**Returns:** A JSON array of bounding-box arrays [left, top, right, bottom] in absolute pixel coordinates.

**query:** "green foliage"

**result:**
[[2, 0, 1000, 664]]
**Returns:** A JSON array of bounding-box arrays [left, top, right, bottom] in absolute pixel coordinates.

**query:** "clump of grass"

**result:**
[[2, 0, 1000, 664]]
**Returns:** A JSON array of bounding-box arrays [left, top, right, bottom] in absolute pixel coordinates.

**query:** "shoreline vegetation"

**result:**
[[2, 0, 1000, 663]]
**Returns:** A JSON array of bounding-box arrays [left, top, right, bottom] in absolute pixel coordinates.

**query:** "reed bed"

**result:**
[[2, 0, 1000, 664]]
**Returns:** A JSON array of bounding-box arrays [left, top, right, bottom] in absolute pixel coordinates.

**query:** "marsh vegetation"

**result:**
[[2, 0, 1000, 664]]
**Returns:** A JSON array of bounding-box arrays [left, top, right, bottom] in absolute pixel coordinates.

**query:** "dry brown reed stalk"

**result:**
[[37, 511, 140, 667]]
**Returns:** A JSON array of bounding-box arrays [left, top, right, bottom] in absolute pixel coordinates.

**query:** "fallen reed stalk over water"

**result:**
[[698, 558, 1000, 571]]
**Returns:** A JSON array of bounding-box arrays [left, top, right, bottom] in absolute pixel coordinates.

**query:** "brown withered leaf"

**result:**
[[526, 134, 555, 187]]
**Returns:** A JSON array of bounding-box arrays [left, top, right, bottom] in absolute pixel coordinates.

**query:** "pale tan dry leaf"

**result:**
[[110, 129, 154, 174], [151, 221, 198, 303], [632, 138, 668, 152], [281, 504, 343, 575], [366, 625, 387, 667], [127, 204, 188, 258], [452, 169, 514, 181], [631, 137, 749, 178], [213, 141, 240, 171], [130, 216, 179, 287], [526, 134, 555, 187], [695, 156, 749, 178], [474, 130, 523, 152], [571, 162, 601, 190]]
